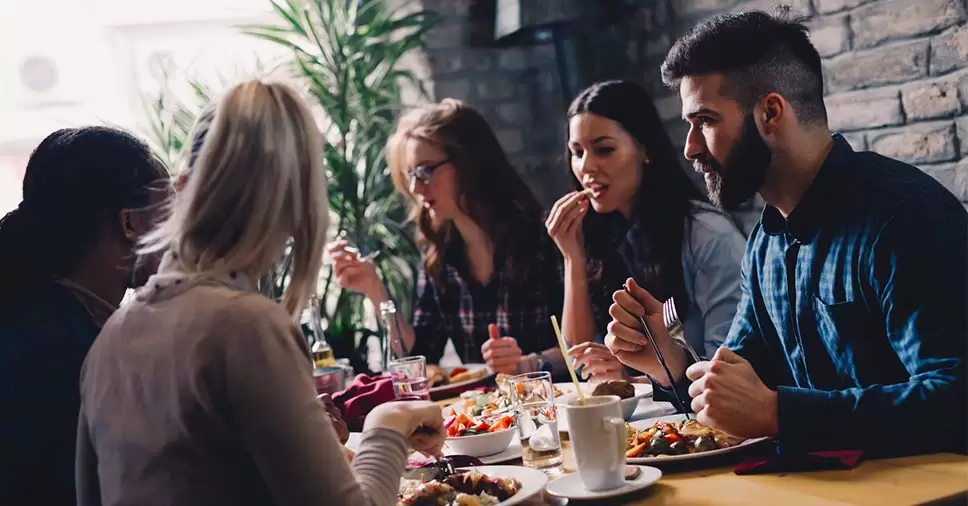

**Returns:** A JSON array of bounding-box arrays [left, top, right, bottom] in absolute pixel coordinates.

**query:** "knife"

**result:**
[[617, 251, 693, 419]]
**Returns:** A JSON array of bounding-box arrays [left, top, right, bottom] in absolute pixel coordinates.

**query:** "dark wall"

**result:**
[[404, 0, 968, 228]]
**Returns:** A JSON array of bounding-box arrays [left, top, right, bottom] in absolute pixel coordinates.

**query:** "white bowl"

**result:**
[[445, 427, 516, 457], [557, 384, 651, 421]]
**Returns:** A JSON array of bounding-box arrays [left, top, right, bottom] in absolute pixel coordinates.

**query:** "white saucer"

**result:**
[[545, 466, 662, 500]]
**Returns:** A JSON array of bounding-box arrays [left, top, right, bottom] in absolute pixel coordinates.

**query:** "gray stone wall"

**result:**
[[405, 0, 968, 220], [403, 0, 570, 206]]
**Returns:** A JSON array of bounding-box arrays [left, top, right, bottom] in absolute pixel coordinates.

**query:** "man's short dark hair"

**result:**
[[661, 8, 827, 125]]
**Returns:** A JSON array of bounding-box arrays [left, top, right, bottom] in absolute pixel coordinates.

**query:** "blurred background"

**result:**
[[3, 0, 966, 371], [0, 0, 289, 212]]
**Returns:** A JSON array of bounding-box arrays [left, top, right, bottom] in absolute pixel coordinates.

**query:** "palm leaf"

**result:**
[[239, 0, 439, 372]]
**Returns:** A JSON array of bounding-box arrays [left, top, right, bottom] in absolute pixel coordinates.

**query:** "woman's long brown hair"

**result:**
[[387, 99, 545, 289]]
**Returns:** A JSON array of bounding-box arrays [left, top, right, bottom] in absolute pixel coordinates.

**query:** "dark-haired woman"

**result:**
[[0, 127, 169, 505], [328, 99, 567, 377], [548, 80, 745, 383]]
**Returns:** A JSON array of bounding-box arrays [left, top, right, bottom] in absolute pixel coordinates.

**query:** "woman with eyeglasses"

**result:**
[[328, 99, 567, 376]]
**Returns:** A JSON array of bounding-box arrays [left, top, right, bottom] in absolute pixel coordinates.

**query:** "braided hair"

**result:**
[[0, 126, 167, 309]]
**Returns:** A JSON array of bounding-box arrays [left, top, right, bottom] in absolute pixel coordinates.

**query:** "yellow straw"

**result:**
[[550, 315, 586, 404]]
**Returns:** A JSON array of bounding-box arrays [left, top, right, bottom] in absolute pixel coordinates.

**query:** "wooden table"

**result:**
[[533, 442, 968, 505], [436, 398, 968, 505]]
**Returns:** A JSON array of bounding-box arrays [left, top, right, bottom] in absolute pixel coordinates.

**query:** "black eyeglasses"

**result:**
[[406, 158, 451, 186]]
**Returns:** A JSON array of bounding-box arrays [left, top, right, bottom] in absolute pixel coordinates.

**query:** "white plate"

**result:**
[[428, 364, 495, 398], [552, 381, 653, 402], [556, 397, 677, 433], [545, 465, 662, 500], [555, 383, 652, 420], [626, 414, 772, 464], [455, 465, 549, 506], [345, 433, 524, 465]]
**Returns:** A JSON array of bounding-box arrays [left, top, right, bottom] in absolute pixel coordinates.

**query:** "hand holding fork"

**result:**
[[605, 278, 695, 414], [326, 233, 385, 300]]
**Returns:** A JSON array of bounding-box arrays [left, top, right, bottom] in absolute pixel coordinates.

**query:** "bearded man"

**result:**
[[605, 10, 967, 458]]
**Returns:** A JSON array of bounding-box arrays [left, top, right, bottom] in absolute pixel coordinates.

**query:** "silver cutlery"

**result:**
[[337, 230, 380, 262], [623, 283, 693, 420], [663, 298, 702, 363]]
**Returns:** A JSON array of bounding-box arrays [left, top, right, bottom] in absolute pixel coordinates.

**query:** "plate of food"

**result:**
[[624, 414, 771, 463], [397, 465, 548, 506], [428, 364, 494, 399], [345, 431, 523, 465]]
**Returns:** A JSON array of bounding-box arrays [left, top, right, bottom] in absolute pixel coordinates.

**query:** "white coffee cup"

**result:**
[[564, 395, 627, 491]]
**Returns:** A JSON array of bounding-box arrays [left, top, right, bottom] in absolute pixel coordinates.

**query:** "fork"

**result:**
[[663, 298, 702, 363], [337, 231, 380, 262], [434, 455, 456, 479], [632, 308, 693, 420]]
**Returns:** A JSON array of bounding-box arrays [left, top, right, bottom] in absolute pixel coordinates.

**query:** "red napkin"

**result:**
[[735, 450, 864, 474], [333, 374, 395, 432]]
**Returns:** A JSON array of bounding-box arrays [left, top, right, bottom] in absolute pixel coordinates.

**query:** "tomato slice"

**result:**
[[663, 432, 682, 443]]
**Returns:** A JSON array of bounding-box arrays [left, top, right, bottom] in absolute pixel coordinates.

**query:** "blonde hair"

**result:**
[[140, 80, 328, 319]]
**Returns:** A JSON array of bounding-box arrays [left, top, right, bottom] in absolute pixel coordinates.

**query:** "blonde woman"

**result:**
[[75, 80, 444, 506]]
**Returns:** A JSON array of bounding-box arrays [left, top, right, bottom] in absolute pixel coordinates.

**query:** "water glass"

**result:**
[[312, 366, 347, 396], [388, 355, 430, 401], [509, 371, 564, 474]]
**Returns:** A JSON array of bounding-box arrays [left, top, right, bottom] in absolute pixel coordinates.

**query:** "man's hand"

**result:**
[[604, 278, 688, 386], [686, 347, 779, 439], [481, 323, 522, 375]]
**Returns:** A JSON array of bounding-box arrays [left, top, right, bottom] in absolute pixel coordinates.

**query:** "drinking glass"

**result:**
[[509, 371, 564, 474], [388, 355, 430, 401], [312, 366, 347, 396]]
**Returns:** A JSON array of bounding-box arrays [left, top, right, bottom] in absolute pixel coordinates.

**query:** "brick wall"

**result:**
[[406, 0, 968, 220], [400, 0, 571, 206]]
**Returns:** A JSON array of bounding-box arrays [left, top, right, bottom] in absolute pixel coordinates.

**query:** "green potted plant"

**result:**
[[246, 0, 439, 374], [140, 0, 438, 375], [140, 63, 215, 172]]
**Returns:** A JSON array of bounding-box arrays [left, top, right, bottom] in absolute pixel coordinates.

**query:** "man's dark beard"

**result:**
[[696, 114, 771, 211]]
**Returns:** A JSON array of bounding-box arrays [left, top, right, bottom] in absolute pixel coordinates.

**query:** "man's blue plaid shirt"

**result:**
[[669, 135, 967, 457]]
